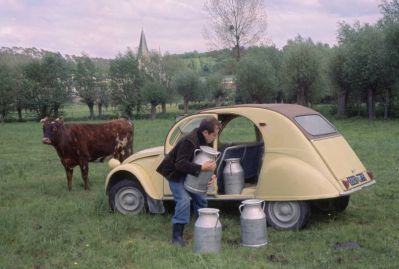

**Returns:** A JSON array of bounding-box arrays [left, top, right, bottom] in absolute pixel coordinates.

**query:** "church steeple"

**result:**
[[138, 28, 149, 60]]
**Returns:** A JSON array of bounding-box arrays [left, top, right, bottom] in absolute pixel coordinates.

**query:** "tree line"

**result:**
[[0, 0, 398, 121]]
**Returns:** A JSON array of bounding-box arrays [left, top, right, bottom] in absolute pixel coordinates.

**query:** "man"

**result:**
[[156, 117, 221, 246]]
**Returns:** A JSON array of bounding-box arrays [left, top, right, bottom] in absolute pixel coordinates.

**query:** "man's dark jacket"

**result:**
[[156, 128, 209, 182]]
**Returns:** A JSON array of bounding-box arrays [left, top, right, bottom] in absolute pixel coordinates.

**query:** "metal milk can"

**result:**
[[185, 146, 220, 194], [193, 208, 222, 254], [223, 158, 244, 194], [239, 199, 268, 247]]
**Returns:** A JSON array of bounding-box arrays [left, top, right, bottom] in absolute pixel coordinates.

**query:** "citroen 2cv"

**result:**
[[104, 104, 376, 230]]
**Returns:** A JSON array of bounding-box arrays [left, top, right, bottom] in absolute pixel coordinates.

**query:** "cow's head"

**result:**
[[41, 117, 64, 145]]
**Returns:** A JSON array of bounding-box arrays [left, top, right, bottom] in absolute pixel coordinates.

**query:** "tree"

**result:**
[[23, 60, 47, 118], [337, 23, 387, 120], [74, 56, 97, 119], [12, 67, 30, 121], [96, 77, 111, 117], [141, 81, 167, 119], [0, 49, 32, 121], [380, 0, 399, 23], [329, 46, 351, 117], [157, 54, 186, 113], [203, 0, 268, 61], [172, 69, 201, 114], [379, 0, 399, 118], [280, 36, 321, 106], [23, 53, 71, 118], [313, 43, 334, 103], [236, 48, 278, 103], [207, 73, 227, 106], [0, 65, 14, 121], [109, 50, 143, 119], [41, 53, 71, 117], [212, 49, 238, 74], [141, 52, 183, 114]]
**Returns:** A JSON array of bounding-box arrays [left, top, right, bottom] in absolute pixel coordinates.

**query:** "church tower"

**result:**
[[138, 29, 149, 70]]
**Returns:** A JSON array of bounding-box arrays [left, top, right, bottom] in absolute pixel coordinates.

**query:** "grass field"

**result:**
[[0, 115, 398, 269]]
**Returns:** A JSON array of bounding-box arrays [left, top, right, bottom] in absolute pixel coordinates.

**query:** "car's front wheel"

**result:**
[[109, 180, 147, 215], [265, 201, 310, 230]]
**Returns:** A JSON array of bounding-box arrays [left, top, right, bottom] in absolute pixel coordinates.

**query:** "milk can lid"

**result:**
[[241, 199, 264, 206], [225, 158, 240, 163], [198, 208, 220, 214], [199, 146, 220, 156]]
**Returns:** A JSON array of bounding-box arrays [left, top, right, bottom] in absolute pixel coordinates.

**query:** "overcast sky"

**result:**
[[0, 0, 382, 59]]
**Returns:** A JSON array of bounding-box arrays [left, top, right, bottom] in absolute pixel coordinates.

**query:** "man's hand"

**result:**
[[208, 174, 217, 187], [201, 160, 216, 172]]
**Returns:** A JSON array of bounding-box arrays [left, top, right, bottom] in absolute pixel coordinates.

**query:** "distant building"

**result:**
[[137, 29, 150, 70], [223, 75, 236, 91], [136, 29, 166, 83]]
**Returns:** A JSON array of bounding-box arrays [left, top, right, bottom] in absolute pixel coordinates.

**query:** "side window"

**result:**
[[219, 116, 258, 144], [168, 127, 181, 146], [168, 116, 214, 146], [181, 117, 206, 135]]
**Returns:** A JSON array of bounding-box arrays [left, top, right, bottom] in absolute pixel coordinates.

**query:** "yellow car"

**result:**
[[105, 104, 376, 230]]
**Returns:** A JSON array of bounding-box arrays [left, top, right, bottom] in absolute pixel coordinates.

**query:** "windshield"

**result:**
[[295, 115, 337, 136]]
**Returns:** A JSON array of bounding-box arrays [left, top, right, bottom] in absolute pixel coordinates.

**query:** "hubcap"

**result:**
[[268, 201, 300, 228], [115, 187, 144, 214]]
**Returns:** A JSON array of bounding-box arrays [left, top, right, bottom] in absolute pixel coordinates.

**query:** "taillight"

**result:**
[[367, 171, 374, 180], [342, 179, 350, 189]]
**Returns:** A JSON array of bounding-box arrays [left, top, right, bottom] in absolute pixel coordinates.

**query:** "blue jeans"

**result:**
[[169, 176, 208, 224]]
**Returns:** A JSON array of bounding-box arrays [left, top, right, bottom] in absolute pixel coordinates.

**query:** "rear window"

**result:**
[[295, 115, 337, 136]]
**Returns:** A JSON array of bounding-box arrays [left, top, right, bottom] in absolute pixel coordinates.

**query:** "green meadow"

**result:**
[[0, 110, 398, 268]]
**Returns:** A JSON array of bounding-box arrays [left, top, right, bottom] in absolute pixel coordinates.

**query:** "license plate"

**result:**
[[347, 173, 367, 186]]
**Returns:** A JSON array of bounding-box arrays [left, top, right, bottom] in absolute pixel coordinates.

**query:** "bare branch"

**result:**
[[203, 0, 268, 60]]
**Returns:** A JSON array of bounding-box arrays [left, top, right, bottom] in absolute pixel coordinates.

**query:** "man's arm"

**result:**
[[174, 140, 202, 176]]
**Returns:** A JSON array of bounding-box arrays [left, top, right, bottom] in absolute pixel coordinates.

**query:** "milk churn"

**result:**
[[223, 158, 244, 194], [193, 208, 222, 254], [185, 146, 220, 194], [239, 199, 267, 247]]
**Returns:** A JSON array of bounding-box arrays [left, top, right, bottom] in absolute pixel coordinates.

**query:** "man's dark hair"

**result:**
[[198, 117, 221, 133]]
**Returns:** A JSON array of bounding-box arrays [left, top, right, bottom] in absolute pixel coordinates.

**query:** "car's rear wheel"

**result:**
[[265, 201, 310, 230], [109, 180, 147, 215]]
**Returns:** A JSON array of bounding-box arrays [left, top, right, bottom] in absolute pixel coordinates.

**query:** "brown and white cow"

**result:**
[[41, 117, 133, 191]]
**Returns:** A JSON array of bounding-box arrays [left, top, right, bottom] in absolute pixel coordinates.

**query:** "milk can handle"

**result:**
[[194, 149, 201, 157], [261, 200, 265, 211], [215, 152, 221, 162], [240, 146, 247, 162], [239, 204, 244, 214], [215, 212, 220, 229]]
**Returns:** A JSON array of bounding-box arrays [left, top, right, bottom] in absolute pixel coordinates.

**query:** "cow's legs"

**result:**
[[79, 162, 90, 190], [65, 166, 73, 191]]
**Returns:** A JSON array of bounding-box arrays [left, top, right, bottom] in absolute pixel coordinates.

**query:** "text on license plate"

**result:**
[[347, 173, 367, 186]]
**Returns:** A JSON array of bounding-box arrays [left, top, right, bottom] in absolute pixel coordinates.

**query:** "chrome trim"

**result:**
[[340, 180, 376, 196]]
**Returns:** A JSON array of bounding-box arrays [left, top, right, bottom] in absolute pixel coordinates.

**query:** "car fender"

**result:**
[[105, 163, 162, 200], [257, 156, 340, 200]]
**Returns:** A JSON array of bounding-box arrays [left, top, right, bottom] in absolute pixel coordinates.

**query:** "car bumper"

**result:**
[[340, 180, 376, 196]]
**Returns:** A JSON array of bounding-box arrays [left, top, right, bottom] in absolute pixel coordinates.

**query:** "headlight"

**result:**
[[108, 158, 121, 170]]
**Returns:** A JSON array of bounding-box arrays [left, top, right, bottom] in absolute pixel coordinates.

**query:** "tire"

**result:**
[[311, 196, 350, 213], [109, 180, 147, 215], [265, 201, 310, 230]]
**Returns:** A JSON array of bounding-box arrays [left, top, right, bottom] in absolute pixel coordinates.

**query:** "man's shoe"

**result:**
[[172, 223, 185, 247]]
